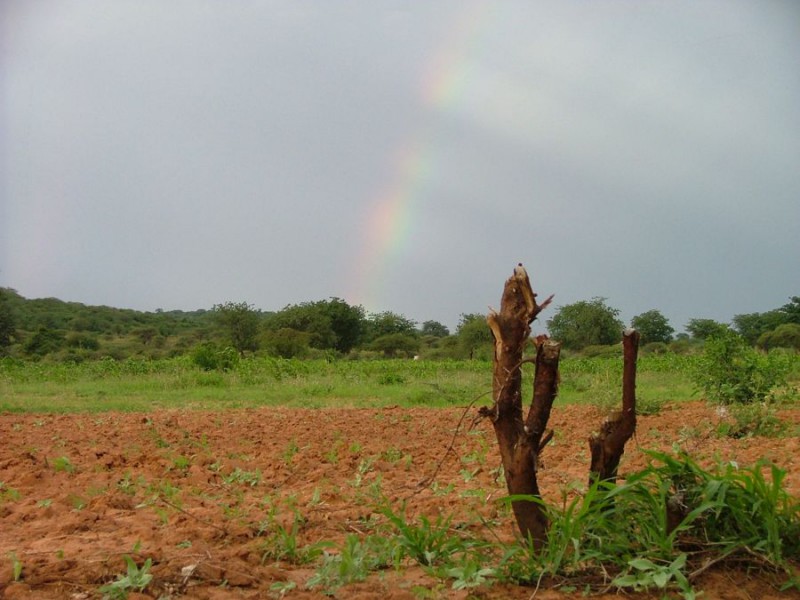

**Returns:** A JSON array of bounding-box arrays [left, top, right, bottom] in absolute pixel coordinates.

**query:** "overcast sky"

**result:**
[[2, 1, 798, 333]]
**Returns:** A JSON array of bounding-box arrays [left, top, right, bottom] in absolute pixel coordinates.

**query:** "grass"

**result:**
[[0, 355, 706, 413], [299, 453, 800, 597]]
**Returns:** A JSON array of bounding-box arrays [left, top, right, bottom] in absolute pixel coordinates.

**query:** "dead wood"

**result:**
[[588, 328, 640, 486], [482, 264, 558, 547]]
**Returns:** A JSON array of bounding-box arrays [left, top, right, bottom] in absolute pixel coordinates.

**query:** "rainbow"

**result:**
[[347, 4, 494, 312]]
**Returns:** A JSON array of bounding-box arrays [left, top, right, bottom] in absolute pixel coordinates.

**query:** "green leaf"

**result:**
[[652, 571, 669, 588], [629, 558, 657, 571]]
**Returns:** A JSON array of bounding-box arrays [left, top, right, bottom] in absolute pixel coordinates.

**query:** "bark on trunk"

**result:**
[[482, 264, 557, 547], [588, 328, 640, 485]]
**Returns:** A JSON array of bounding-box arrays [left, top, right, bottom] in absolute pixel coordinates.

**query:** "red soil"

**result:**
[[1, 401, 798, 599]]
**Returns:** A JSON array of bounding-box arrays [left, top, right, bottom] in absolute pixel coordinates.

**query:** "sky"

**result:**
[[1, 1, 798, 334]]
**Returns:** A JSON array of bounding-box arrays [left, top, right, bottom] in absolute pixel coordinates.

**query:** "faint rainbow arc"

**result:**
[[347, 4, 492, 312]]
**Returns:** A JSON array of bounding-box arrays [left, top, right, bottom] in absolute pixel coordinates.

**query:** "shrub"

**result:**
[[691, 330, 791, 405], [191, 342, 239, 371], [757, 323, 800, 351], [66, 332, 100, 350]]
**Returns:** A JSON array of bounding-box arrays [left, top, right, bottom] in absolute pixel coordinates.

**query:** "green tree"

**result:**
[[212, 301, 260, 356], [778, 296, 800, 323], [0, 288, 17, 353], [24, 327, 66, 357], [631, 309, 674, 344], [456, 313, 492, 359], [734, 297, 800, 345], [733, 310, 785, 346], [757, 323, 800, 351], [265, 298, 365, 353], [420, 320, 450, 338], [262, 328, 312, 358], [365, 311, 418, 342], [370, 333, 420, 358], [546, 298, 624, 350], [318, 298, 365, 353], [686, 318, 730, 341]]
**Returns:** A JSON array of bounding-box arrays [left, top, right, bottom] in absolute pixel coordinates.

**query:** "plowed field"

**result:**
[[1, 402, 798, 599]]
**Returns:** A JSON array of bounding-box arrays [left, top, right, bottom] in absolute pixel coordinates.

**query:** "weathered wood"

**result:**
[[588, 328, 640, 485], [482, 264, 557, 547]]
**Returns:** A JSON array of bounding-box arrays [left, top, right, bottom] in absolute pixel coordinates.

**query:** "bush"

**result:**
[[757, 323, 800, 351], [191, 342, 239, 371], [261, 328, 312, 359], [66, 332, 100, 351], [24, 327, 66, 357], [691, 330, 791, 405], [716, 403, 787, 438]]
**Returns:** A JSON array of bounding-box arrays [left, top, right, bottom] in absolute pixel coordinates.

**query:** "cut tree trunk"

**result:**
[[588, 328, 640, 486], [481, 264, 557, 548], [480, 265, 641, 549]]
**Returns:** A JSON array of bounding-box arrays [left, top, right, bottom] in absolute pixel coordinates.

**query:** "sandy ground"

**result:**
[[1, 401, 798, 599]]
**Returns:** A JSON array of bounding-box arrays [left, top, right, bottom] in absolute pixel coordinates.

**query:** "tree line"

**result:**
[[0, 287, 798, 363]]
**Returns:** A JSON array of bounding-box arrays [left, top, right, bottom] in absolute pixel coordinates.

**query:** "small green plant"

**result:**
[[116, 472, 137, 495], [52, 455, 75, 473], [613, 554, 696, 599], [380, 504, 468, 567], [259, 511, 330, 565], [170, 454, 192, 473], [716, 403, 787, 438], [350, 457, 375, 488], [446, 557, 495, 590], [99, 556, 153, 600], [269, 580, 297, 598], [306, 534, 399, 594], [324, 441, 341, 464], [223, 467, 262, 487], [381, 447, 404, 463], [0, 482, 21, 503], [8, 552, 23, 582], [283, 439, 300, 464]]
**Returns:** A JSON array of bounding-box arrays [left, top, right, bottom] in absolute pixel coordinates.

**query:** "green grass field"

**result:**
[[0, 355, 701, 413]]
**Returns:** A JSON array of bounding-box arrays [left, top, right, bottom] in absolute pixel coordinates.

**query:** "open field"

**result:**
[[0, 356, 700, 413], [1, 357, 799, 599]]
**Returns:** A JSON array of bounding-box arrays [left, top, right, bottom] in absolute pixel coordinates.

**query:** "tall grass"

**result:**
[[1, 352, 793, 413], [497, 451, 800, 597], [293, 452, 800, 596]]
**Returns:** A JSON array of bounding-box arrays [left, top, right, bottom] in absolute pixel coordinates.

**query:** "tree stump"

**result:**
[[481, 264, 556, 547], [588, 328, 640, 486], [481, 264, 639, 549]]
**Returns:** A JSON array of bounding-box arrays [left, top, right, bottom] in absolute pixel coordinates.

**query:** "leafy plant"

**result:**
[[692, 329, 791, 405], [380, 504, 468, 567], [716, 403, 787, 438], [223, 467, 262, 487], [99, 556, 153, 600], [0, 482, 21, 503], [306, 534, 400, 594], [259, 510, 330, 565], [52, 455, 75, 473], [613, 554, 696, 599], [497, 451, 800, 595], [446, 559, 496, 590], [7, 552, 22, 582]]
